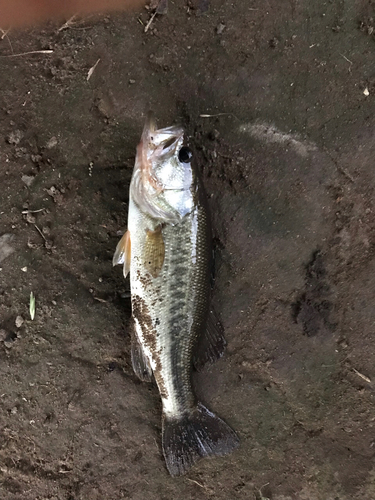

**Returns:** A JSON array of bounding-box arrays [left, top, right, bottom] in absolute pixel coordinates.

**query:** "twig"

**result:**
[[0, 27, 11, 40], [258, 482, 270, 500], [4, 33, 14, 55], [340, 53, 353, 65], [33, 224, 46, 242], [338, 166, 355, 183], [144, 11, 157, 32], [87, 58, 100, 81], [93, 297, 108, 303], [0, 50, 53, 58], [353, 368, 371, 384], [22, 208, 46, 214], [58, 14, 78, 32]]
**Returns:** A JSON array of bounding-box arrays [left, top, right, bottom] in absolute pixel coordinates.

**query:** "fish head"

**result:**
[[131, 113, 196, 222]]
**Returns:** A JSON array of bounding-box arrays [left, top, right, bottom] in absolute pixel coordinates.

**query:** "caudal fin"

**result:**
[[162, 403, 239, 476]]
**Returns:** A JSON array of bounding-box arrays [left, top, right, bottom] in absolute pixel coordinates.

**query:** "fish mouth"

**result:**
[[143, 112, 184, 155]]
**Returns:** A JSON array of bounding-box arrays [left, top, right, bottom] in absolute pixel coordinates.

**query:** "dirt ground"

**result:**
[[1, 1, 375, 498]]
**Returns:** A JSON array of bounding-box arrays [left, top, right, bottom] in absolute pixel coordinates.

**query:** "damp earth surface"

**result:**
[[1, 1, 375, 499]]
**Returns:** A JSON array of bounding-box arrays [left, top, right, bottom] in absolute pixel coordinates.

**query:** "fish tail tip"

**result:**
[[162, 403, 239, 476]]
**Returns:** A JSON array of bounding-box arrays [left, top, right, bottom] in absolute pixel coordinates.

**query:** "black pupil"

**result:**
[[178, 147, 193, 163]]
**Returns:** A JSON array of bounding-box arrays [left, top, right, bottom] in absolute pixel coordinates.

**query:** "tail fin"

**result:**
[[162, 403, 239, 476]]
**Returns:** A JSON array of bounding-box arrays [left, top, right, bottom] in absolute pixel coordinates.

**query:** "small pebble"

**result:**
[[46, 186, 58, 197], [21, 175, 35, 187], [46, 136, 58, 149], [216, 23, 226, 35], [7, 130, 23, 145], [15, 316, 24, 328]]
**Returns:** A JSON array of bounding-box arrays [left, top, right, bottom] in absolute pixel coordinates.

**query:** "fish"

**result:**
[[113, 113, 239, 476]]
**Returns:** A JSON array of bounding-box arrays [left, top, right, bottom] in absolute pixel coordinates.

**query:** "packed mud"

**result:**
[[1, 1, 375, 499]]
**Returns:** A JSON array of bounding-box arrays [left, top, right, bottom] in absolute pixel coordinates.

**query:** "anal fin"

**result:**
[[131, 331, 153, 382], [193, 308, 226, 371]]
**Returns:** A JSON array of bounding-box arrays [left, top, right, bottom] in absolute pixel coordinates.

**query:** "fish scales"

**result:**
[[113, 113, 239, 475], [130, 200, 209, 414]]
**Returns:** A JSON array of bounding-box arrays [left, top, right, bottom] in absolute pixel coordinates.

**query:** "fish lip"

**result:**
[[143, 112, 184, 154], [152, 126, 184, 154]]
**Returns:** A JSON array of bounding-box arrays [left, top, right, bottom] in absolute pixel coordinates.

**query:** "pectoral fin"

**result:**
[[193, 308, 226, 371], [113, 230, 131, 278], [131, 331, 153, 382], [144, 225, 165, 278]]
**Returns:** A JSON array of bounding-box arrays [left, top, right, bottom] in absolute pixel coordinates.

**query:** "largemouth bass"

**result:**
[[113, 114, 239, 475]]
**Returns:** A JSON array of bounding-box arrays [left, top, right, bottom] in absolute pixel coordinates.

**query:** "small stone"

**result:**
[[31, 154, 42, 164], [21, 267, 28, 272], [97, 99, 111, 118], [21, 175, 35, 187], [46, 186, 58, 197], [7, 130, 23, 145], [156, 0, 168, 14], [10, 407, 18, 415], [364, 87, 370, 96], [46, 136, 58, 149], [129, 79, 136, 84], [0, 234, 15, 263], [15, 316, 24, 328], [216, 23, 226, 35]]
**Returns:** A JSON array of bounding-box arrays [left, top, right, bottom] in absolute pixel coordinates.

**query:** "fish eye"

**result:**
[[178, 147, 193, 163]]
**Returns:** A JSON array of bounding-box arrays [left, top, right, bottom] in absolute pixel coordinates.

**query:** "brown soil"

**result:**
[[1, 1, 375, 499]]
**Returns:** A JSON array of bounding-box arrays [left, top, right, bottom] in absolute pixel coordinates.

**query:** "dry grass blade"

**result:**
[[93, 297, 108, 303], [186, 478, 207, 490], [87, 58, 101, 81], [22, 208, 46, 214], [34, 224, 47, 242], [0, 27, 11, 40], [0, 50, 53, 58], [200, 112, 240, 121], [340, 53, 353, 65], [30, 292, 36, 321], [58, 14, 78, 32], [353, 368, 371, 384], [144, 11, 157, 32], [144, 0, 168, 32]]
